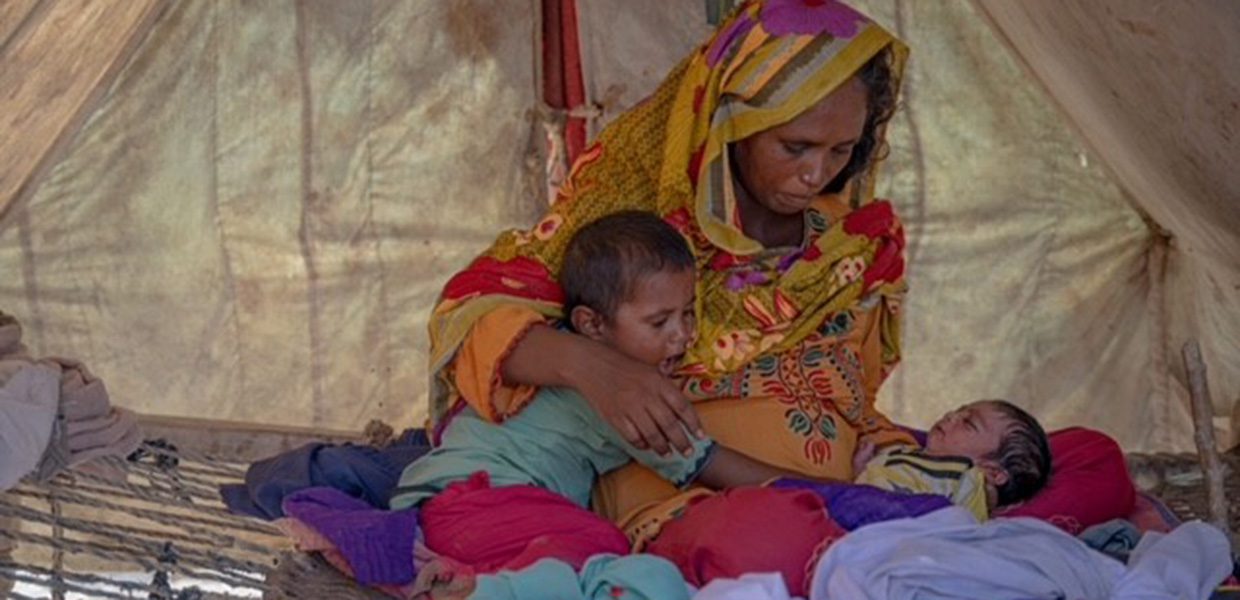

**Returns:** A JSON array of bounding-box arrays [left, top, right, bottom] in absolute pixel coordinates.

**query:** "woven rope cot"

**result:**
[[1, 441, 1234, 598], [0, 441, 385, 599], [1127, 450, 1240, 536]]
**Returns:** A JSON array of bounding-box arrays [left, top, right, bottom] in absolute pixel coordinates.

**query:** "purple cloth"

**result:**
[[759, 0, 869, 38], [900, 426, 928, 448], [770, 479, 951, 530], [282, 487, 420, 585], [220, 428, 430, 520]]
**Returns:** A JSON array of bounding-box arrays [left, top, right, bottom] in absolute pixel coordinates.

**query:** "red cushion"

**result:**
[[646, 487, 846, 597], [994, 427, 1136, 534]]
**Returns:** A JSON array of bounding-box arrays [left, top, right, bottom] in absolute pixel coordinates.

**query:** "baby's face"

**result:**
[[600, 268, 696, 377], [923, 401, 1010, 461]]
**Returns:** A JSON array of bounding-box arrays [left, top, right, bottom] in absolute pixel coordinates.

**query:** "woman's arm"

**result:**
[[501, 324, 705, 456], [855, 298, 918, 448]]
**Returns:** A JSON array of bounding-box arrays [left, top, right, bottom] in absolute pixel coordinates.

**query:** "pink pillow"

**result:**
[[993, 427, 1136, 534], [1126, 491, 1178, 533]]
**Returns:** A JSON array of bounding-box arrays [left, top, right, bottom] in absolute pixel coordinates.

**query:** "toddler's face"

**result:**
[[600, 268, 696, 376], [923, 401, 1010, 461]]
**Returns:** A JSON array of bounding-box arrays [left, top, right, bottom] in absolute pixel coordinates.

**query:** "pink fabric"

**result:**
[[275, 517, 358, 576], [1125, 491, 1178, 534], [646, 487, 846, 597], [994, 427, 1136, 534], [419, 471, 630, 573]]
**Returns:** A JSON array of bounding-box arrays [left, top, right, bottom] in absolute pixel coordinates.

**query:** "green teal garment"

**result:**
[[469, 554, 691, 600], [389, 386, 716, 510]]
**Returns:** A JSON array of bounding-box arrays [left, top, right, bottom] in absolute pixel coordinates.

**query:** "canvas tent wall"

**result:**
[[0, 0, 1236, 454]]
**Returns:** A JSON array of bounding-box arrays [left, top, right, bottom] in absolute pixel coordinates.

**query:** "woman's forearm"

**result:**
[[501, 323, 704, 455], [499, 324, 599, 389]]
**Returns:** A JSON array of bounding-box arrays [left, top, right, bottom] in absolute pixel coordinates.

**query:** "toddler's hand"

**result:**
[[852, 439, 877, 476]]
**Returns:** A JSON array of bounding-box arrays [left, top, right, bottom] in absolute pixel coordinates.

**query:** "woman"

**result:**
[[426, 0, 915, 528]]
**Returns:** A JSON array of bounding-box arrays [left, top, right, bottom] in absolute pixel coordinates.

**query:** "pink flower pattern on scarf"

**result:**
[[759, 0, 868, 38]]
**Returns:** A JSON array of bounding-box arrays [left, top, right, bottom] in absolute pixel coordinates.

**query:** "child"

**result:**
[[389, 211, 796, 574], [643, 399, 1052, 595], [851, 398, 1051, 520]]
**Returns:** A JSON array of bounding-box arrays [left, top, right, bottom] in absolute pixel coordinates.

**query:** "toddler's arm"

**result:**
[[696, 446, 847, 489], [851, 439, 877, 478]]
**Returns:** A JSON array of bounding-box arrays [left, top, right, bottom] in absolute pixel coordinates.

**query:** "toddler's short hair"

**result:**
[[561, 210, 694, 321]]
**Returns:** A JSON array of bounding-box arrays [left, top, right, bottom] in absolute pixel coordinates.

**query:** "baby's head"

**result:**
[[561, 211, 696, 376], [924, 399, 1051, 507]]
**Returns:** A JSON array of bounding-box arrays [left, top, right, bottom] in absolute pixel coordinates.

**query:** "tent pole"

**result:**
[[1182, 340, 1230, 538]]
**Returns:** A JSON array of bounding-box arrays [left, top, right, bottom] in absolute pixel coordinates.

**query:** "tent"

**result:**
[[2, 0, 1238, 597], [1, 0, 1237, 458]]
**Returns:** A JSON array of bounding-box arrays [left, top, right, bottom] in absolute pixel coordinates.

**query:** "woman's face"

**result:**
[[732, 76, 869, 216]]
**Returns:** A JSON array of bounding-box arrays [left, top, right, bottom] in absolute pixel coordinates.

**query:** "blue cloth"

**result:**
[[771, 478, 951, 530], [1078, 518, 1143, 563], [220, 429, 431, 520], [470, 554, 691, 600]]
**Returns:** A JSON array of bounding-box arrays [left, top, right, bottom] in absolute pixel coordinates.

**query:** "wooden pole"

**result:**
[[1182, 340, 1229, 534]]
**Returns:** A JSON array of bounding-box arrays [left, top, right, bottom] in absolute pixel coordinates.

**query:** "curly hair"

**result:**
[[984, 400, 1053, 506], [822, 46, 898, 195]]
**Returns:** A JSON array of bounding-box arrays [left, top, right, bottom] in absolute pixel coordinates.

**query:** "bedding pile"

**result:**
[[228, 427, 1236, 599]]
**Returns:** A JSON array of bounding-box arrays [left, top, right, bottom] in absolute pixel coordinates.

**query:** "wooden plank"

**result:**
[[136, 414, 369, 463], [0, 0, 164, 223], [0, 0, 43, 54]]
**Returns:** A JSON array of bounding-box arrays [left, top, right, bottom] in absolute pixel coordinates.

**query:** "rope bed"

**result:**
[[1, 440, 1234, 599], [1127, 450, 1240, 535], [0, 441, 383, 599]]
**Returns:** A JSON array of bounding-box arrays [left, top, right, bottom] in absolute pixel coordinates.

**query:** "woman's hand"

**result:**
[[501, 325, 704, 455], [567, 342, 705, 456]]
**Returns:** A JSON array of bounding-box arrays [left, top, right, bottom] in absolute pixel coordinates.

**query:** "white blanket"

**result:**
[[809, 507, 1230, 600], [693, 573, 800, 600]]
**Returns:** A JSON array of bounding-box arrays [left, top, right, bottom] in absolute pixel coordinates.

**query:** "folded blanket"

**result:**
[[0, 312, 141, 486], [33, 358, 141, 481]]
